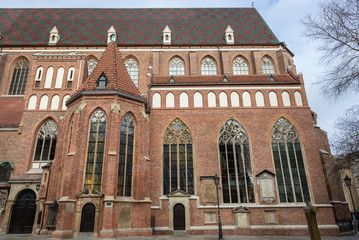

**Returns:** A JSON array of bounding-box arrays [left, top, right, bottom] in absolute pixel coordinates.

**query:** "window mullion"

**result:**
[[123, 124, 129, 196], [232, 141, 240, 203], [241, 144, 249, 203], [284, 139, 297, 203], [177, 139, 180, 190], [39, 135, 45, 165], [91, 119, 99, 194], [17, 68, 25, 95], [46, 136, 53, 162], [293, 142, 304, 201], [185, 143, 188, 193], [277, 141, 288, 202], [225, 143, 232, 203]]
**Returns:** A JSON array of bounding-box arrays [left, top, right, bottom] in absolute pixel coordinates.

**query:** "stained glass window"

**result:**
[[84, 110, 106, 194], [33, 120, 58, 168], [271, 117, 310, 203], [262, 56, 275, 74], [117, 114, 135, 196], [8, 59, 30, 95], [233, 57, 249, 75], [169, 57, 185, 76], [163, 118, 194, 195], [218, 117, 254, 203], [125, 58, 139, 87], [201, 56, 217, 75]]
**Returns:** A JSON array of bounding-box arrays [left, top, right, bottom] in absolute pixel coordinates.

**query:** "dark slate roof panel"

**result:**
[[0, 8, 280, 46]]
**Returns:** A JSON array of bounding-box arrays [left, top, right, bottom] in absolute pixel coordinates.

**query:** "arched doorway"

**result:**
[[80, 203, 95, 232], [173, 203, 185, 230], [9, 189, 37, 234]]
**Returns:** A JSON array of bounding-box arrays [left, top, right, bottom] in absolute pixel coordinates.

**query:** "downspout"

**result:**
[[217, 44, 224, 75], [38, 163, 52, 235]]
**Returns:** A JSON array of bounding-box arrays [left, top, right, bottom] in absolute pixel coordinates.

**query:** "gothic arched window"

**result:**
[[271, 117, 310, 203], [33, 120, 58, 169], [125, 58, 139, 87], [262, 56, 275, 74], [218, 117, 254, 203], [117, 114, 135, 196], [233, 56, 249, 75], [87, 58, 98, 75], [8, 58, 30, 95], [169, 57, 185, 76], [201, 56, 217, 75], [0, 162, 13, 182], [84, 109, 106, 194], [163, 118, 194, 195]]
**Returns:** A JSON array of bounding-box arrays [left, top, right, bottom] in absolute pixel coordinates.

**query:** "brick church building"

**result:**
[[0, 8, 342, 237]]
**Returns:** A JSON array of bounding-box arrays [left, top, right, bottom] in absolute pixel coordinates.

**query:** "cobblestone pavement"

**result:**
[[0, 233, 358, 240]]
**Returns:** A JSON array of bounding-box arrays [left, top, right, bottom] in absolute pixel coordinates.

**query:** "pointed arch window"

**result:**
[[125, 58, 139, 87], [201, 56, 217, 75], [33, 120, 58, 168], [233, 57, 249, 75], [117, 114, 135, 196], [0, 162, 13, 182], [169, 57, 185, 76], [8, 59, 30, 95], [271, 117, 310, 203], [87, 58, 98, 75], [84, 110, 106, 193], [218, 118, 254, 203], [262, 56, 275, 74], [163, 118, 194, 195]]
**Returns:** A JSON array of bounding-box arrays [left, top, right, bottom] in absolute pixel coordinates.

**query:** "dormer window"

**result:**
[[163, 25, 171, 45], [165, 35, 169, 41], [110, 34, 116, 42], [48, 26, 60, 45], [228, 34, 232, 41], [107, 26, 117, 45], [225, 25, 234, 45], [97, 72, 108, 89]]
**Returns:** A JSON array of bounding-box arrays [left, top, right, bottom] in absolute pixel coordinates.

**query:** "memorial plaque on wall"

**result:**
[[256, 170, 276, 203], [200, 177, 216, 203]]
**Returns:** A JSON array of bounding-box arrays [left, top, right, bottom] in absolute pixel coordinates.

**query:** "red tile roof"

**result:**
[[152, 74, 300, 85], [0, 98, 24, 128]]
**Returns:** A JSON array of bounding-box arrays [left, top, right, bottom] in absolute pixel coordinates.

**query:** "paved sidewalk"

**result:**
[[0, 234, 358, 240]]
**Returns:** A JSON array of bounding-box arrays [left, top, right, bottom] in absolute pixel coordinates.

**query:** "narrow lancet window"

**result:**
[[169, 57, 185, 76], [117, 114, 135, 196], [125, 58, 139, 87], [163, 118, 194, 195], [84, 110, 106, 193], [271, 117, 310, 203], [218, 117, 254, 203]]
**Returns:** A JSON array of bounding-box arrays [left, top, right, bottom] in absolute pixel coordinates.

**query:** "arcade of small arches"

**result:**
[[152, 90, 304, 108]]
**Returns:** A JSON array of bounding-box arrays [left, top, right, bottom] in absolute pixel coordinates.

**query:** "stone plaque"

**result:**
[[257, 170, 276, 203], [0, 190, 8, 218], [118, 203, 131, 229], [204, 211, 216, 224], [200, 178, 216, 203], [264, 210, 277, 224], [65, 202, 75, 213], [233, 206, 250, 228]]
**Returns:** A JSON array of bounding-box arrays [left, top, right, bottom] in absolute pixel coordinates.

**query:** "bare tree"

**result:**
[[303, 0, 359, 97], [331, 105, 359, 156]]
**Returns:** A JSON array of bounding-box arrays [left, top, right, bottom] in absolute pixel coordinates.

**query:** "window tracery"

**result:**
[[262, 56, 275, 74], [169, 57, 185, 76], [33, 120, 58, 168], [271, 117, 310, 203], [201, 56, 217, 75], [163, 118, 194, 195], [8, 59, 30, 95], [218, 117, 254, 203], [233, 57, 249, 75], [84, 110, 106, 194], [87, 58, 97, 75], [117, 114, 135, 196], [125, 58, 139, 87]]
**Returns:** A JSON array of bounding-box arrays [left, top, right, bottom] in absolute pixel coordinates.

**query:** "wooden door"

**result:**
[[173, 203, 185, 230], [80, 203, 95, 232]]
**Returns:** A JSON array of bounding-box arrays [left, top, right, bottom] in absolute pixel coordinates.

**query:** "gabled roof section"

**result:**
[[0, 8, 280, 46], [79, 41, 141, 97]]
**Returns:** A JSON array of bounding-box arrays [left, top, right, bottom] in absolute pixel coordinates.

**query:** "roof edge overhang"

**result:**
[[67, 90, 147, 106]]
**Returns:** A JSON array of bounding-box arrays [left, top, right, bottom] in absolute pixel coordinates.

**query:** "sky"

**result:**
[[2, 0, 358, 151]]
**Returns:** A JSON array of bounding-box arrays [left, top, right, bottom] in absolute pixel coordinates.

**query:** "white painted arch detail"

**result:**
[[28, 95, 37, 110], [50, 95, 60, 110], [152, 92, 161, 108], [55, 67, 64, 88], [166, 92, 175, 108], [39, 95, 49, 110], [219, 92, 228, 107], [269, 91, 278, 107], [180, 92, 189, 108], [230, 92, 240, 107], [62, 95, 70, 110], [242, 91, 251, 107], [282, 91, 291, 107], [194, 92, 203, 107], [255, 91, 265, 107], [207, 92, 216, 107], [294, 91, 303, 106], [44, 67, 54, 88]]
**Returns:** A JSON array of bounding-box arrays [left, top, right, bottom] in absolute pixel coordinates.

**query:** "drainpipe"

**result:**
[[38, 163, 52, 235], [217, 44, 224, 75]]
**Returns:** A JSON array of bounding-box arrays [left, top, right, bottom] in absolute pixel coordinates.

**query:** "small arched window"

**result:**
[[117, 114, 135, 196], [87, 58, 98, 75], [201, 56, 217, 75], [163, 118, 194, 195], [125, 58, 139, 87], [262, 56, 275, 74], [219, 117, 254, 203], [33, 119, 58, 168], [0, 162, 13, 182], [9, 59, 30, 95], [84, 109, 107, 193], [271, 117, 310, 203], [169, 57, 185, 76], [233, 57, 249, 75]]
